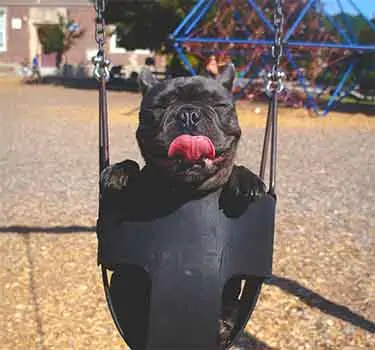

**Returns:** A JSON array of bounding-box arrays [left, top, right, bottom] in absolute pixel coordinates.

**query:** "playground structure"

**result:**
[[171, 0, 375, 115]]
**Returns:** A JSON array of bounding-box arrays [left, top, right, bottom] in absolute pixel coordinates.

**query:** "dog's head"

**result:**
[[136, 64, 241, 191]]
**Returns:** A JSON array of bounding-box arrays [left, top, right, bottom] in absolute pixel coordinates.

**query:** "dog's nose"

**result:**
[[178, 109, 201, 129]]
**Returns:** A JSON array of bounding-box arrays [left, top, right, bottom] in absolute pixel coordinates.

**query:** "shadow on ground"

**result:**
[[238, 98, 375, 117], [231, 331, 272, 349], [2, 225, 374, 335], [25, 77, 375, 116], [265, 275, 375, 333], [326, 101, 375, 116], [0, 225, 96, 234], [28, 76, 141, 92]]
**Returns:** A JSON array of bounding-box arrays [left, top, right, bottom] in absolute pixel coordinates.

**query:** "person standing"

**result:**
[[205, 55, 219, 77], [31, 54, 42, 82]]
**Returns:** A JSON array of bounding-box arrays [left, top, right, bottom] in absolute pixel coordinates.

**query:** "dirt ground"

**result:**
[[0, 78, 374, 350]]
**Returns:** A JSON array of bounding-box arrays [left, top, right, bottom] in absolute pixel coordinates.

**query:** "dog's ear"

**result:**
[[217, 63, 235, 91], [138, 68, 159, 95]]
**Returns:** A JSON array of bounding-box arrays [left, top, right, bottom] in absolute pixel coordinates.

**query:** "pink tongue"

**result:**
[[168, 135, 215, 162]]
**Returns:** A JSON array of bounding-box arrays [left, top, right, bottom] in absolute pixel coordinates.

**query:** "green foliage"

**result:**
[[37, 15, 85, 66], [359, 21, 375, 45], [106, 0, 196, 53], [327, 13, 374, 44], [355, 18, 375, 78]]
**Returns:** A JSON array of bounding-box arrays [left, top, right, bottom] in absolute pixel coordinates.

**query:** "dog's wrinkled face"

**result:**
[[136, 65, 241, 191]]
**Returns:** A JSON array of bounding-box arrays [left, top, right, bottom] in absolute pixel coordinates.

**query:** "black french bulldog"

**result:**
[[100, 64, 266, 349]]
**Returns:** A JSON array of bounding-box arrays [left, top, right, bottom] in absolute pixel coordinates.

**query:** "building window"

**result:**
[[0, 8, 6, 52], [109, 33, 126, 54]]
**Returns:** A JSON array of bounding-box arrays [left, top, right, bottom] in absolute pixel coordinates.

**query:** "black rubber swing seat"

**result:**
[[97, 188, 276, 350], [92, 0, 282, 347]]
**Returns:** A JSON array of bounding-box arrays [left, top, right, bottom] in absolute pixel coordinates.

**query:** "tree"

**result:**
[[106, 0, 195, 53], [37, 14, 85, 68], [357, 18, 375, 95], [104, 1, 197, 76]]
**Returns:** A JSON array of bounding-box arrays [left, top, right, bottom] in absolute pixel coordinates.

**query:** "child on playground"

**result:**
[[205, 54, 232, 77], [31, 54, 42, 82]]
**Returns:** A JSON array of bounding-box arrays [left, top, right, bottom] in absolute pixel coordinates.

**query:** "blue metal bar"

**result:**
[[285, 49, 320, 114], [347, 0, 375, 33], [233, 66, 262, 100], [238, 60, 254, 79], [256, 51, 272, 70], [175, 37, 375, 51], [324, 60, 357, 114], [337, 0, 357, 41], [190, 47, 249, 55], [185, 0, 216, 35], [173, 44, 196, 75], [336, 79, 358, 105], [230, 1, 253, 38], [284, 0, 316, 41], [175, 37, 273, 45], [315, 68, 331, 97], [172, 0, 207, 37], [325, 12, 352, 44], [320, 84, 356, 116], [246, 0, 275, 33], [289, 41, 375, 50], [234, 51, 271, 99]]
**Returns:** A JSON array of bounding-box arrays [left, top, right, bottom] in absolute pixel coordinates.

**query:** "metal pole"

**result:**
[[284, 49, 320, 115], [174, 43, 197, 75], [284, 0, 316, 41], [175, 37, 375, 51], [185, 0, 216, 36], [246, 0, 275, 33], [99, 76, 110, 175], [325, 12, 353, 44], [347, 0, 375, 32], [172, 0, 207, 37], [259, 100, 273, 181], [269, 93, 278, 195], [93, 0, 111, 177], [325, 60, 357, 112], [261, 0, 284, 195], [336, 0, 357, 41]]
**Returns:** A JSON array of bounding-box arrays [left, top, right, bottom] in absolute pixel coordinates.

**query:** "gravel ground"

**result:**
[[0, 80, 374, 350]]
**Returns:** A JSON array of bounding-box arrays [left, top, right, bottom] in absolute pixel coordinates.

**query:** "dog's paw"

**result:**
[[219, 165, 266, 217], [100, 160, 140, 191]]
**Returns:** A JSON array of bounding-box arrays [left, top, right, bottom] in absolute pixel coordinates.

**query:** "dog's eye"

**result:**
[[214, 103, 233, 110], [214, 103, 229, 108]]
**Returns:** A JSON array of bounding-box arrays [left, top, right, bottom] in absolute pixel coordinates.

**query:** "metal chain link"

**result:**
[[260, 0, 285, 194], [265, 0, 285, 96], [92, 0, 110, 81]]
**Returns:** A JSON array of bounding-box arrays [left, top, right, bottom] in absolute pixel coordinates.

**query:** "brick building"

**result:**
[[0, 0, 163, 76]]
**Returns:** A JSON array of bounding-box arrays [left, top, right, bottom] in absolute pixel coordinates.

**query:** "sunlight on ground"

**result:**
[[1, 78, 374, 350], [40, 102, 375, 130], [1, 77, 374, 129], [99, 105, 375, 130]]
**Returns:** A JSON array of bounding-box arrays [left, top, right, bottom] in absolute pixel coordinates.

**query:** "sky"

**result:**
[[324, 1, 374, 18]]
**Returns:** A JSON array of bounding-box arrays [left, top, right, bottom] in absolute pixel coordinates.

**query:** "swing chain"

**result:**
[[266, 0, 285, 96], [92, 0, 110, 81]]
